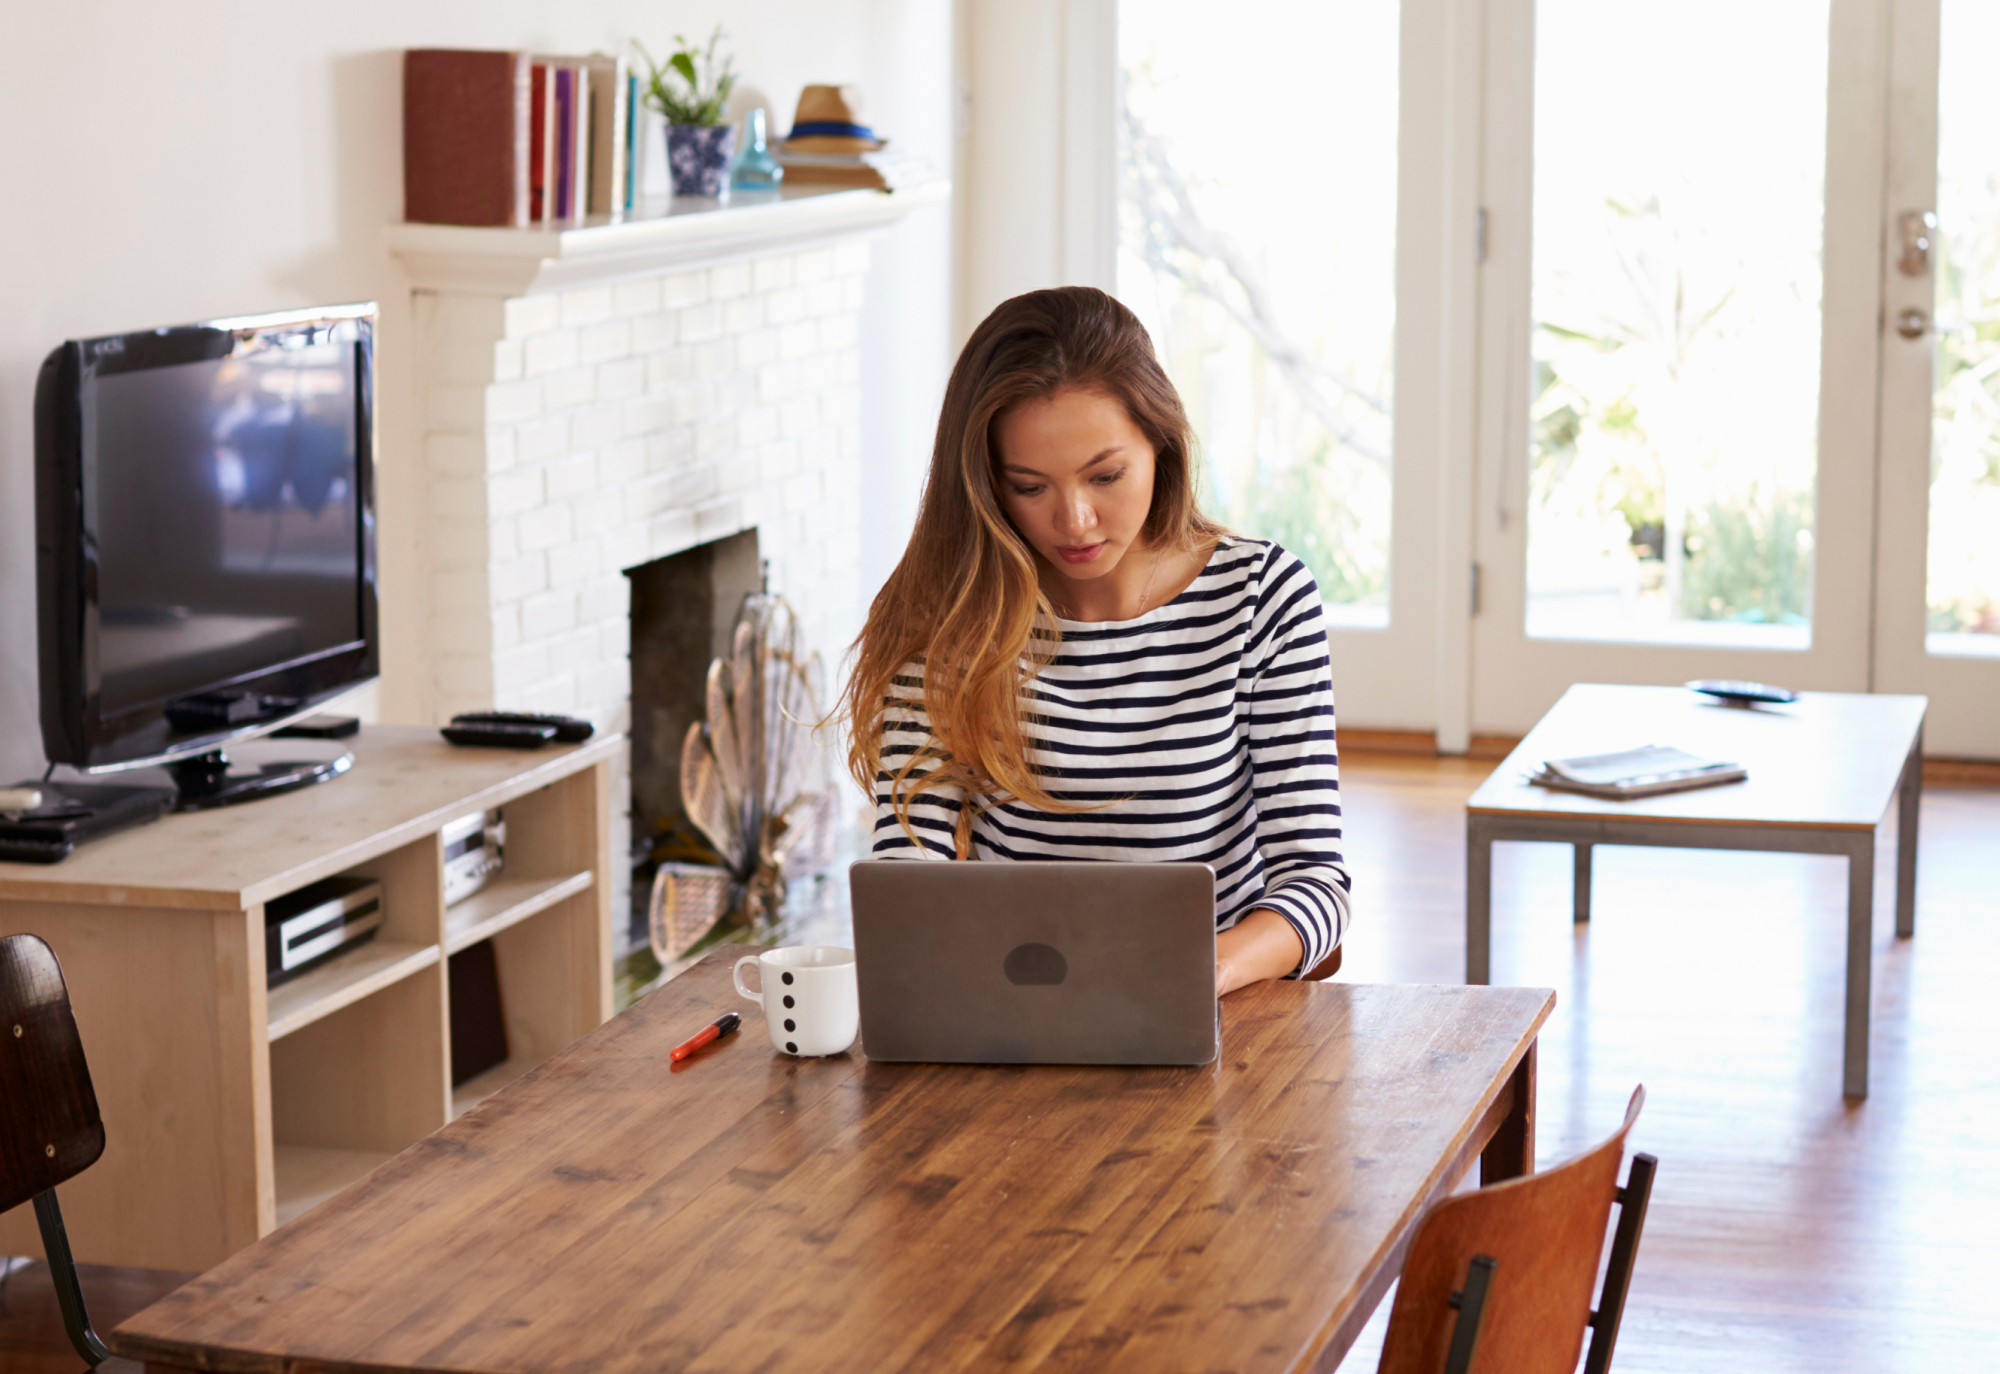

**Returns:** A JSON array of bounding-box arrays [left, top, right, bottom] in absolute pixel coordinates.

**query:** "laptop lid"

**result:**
[[849, 860, 1219, 1066]]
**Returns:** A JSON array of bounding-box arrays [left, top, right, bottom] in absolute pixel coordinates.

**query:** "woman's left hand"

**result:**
[[1214, 908, 1306, 997]]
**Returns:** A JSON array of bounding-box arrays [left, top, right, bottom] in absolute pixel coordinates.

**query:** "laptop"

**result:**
[[848, 860, 1219, 1066]]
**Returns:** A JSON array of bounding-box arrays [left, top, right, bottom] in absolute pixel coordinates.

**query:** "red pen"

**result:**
[[670, 1011, 741, 1062]]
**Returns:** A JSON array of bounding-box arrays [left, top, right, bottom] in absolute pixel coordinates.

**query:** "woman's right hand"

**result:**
[[1214, 908, 1305, 998]]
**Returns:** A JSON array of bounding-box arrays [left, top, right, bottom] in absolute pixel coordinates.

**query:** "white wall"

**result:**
[[0, 0, 952, 783], [953, 0, 1115, 341]]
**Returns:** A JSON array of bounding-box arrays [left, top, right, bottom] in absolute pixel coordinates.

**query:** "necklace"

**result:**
[[1050, 546, 1170, 621], [1134, 547, 1166, 617]]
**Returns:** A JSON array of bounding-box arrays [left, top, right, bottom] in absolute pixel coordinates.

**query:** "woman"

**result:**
[[841, 287, 1350, 996]]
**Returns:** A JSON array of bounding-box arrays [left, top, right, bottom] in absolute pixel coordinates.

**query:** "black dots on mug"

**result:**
[[784, 1019, 797, 1032], [781, 972, 794, 985], [782, 995, 795, 1008], [785, 1041, 798, 1053]]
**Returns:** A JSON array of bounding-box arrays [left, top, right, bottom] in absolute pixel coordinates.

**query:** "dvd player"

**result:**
[[265, 875, 383, 985]]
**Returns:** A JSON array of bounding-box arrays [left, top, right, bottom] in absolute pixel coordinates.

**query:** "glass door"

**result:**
[[1116, 0, 1443, 730], [1470, 0, 1887, 732], [1874, 0, 2000, 754]]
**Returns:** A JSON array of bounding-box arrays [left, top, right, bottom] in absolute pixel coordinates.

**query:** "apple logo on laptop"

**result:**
[[1004, 942, 1068, 985]]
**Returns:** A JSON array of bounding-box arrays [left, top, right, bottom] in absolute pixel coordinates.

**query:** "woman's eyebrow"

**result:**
[[1002, 447, 1127, 477]]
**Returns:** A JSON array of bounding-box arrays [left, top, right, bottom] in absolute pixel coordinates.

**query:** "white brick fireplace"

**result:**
[[387, 186, 947, 904]]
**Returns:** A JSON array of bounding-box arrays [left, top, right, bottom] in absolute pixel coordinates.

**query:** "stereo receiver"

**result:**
[[443, 808, 506, 906]]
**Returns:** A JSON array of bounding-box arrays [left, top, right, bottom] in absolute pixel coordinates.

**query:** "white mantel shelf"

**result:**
[[387, 180, 950, 295]]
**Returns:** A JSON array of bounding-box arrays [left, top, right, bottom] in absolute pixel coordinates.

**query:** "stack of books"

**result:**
[[404, 49, 641, 227], [1529, 745, 1747, 799]]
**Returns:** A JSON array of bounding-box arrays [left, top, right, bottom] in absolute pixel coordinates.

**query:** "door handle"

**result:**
[[1895, 307, 1930, 340], [1897, 210, 1937, 277]]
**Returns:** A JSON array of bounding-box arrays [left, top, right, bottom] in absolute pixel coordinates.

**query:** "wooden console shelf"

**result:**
[[266, 941, 439, 1041], [450, 1053, 539, 1119], [273, 1145, 397, 1229], [444, 869, 595, 954], [0, 725, 622, 1272]]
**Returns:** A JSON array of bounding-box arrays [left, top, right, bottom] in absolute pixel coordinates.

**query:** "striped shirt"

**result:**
[[872, 537, 1351, 976]]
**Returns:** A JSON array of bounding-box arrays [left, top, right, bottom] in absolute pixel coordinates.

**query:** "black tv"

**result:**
[[34, 304, 379, 807]]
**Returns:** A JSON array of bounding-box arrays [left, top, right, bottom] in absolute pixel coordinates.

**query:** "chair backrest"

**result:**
[[0, 934, 105, 1215], [1377, 1085, 1646, 1374], [1305, 944, 1343, 980]]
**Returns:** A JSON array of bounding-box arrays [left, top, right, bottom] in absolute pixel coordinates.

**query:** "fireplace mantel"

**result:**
[[391, 179, 948, 938], [387, 182, 950, 295]]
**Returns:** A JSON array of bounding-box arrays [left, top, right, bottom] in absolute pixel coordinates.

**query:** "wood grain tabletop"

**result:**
[[1466, 684, 1925, 830], [113, 953, 1553, 1374]]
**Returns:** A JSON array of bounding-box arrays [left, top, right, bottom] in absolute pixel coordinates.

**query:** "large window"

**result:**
[[1117, 1, 1399, 625], [1525, 2, 1829, 647], [1927, 0, 2000, 655]]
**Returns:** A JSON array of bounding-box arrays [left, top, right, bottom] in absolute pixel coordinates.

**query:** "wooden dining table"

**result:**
[[112, 952, 1553, 1374]]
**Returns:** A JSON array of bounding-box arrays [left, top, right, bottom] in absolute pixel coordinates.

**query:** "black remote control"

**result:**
[[0, 834, 76, 864], [449, 712, 594, 743], [273, 714, 362, 740], [441, 721, 560, 750]]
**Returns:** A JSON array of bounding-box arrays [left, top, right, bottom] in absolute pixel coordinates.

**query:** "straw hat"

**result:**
[[782, 84, 888, 154]]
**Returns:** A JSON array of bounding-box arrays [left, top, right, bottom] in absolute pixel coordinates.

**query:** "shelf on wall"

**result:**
[[266, 941, 439, 1041], [444, 870, 595, 955], [273, 1145, 398, 1228], [385, 180, 950, 294]]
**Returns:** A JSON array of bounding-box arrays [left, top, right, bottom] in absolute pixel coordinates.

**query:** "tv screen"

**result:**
[[36, 305, 378, 771]]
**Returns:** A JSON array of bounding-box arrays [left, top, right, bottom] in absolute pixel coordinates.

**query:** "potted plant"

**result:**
[[636, 27, 739, 199]]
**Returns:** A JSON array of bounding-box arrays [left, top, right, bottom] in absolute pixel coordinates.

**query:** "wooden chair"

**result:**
[[1, 932, 115, 1368], [1377, 1085, 1656, 1374]]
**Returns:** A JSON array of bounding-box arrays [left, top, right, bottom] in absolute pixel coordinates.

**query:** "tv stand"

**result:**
[[168, 740, 353, 811], [0, 725, 620, 1271]]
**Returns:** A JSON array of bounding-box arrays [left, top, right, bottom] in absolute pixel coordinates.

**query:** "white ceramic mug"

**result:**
[[733, 946, 859, 1057]]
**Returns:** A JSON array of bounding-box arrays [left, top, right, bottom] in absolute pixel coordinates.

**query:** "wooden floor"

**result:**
[[3, 752, 1995, 1371], [1333, 753, 2000, 1372], [0, 1259, 187, 1374]]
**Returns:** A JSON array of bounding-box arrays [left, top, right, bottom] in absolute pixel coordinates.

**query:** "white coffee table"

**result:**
[[1465, 684, 1926, 1097]]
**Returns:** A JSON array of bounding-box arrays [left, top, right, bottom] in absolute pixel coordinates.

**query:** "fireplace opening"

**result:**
[[623, 530, 762, 972], [627, 528, 764, 870], [620, 529, 856, 1001]]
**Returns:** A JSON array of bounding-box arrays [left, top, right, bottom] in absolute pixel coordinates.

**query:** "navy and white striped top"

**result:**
[[872, 537, 1351, 976]]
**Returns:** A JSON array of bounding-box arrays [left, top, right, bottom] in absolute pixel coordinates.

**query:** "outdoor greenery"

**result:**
[[1225, 438, 1389, 608], [1530, 334, 1816, 627], [1923, 13, 2000, 642], [1679, 488, 1813, 625], [1927, 186, 2000, 636], [635, 27, 737, 127], [1527, 171, 1823, 631], [1118, 0, 1998, 647], [1118, 87, 1393, 616]]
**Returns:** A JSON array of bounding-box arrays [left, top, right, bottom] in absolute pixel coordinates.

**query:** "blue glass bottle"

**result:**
[[730, 108, 784, 192]]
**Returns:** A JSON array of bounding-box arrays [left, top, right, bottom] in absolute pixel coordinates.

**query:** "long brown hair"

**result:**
[[840, 286, 1224, 840]]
